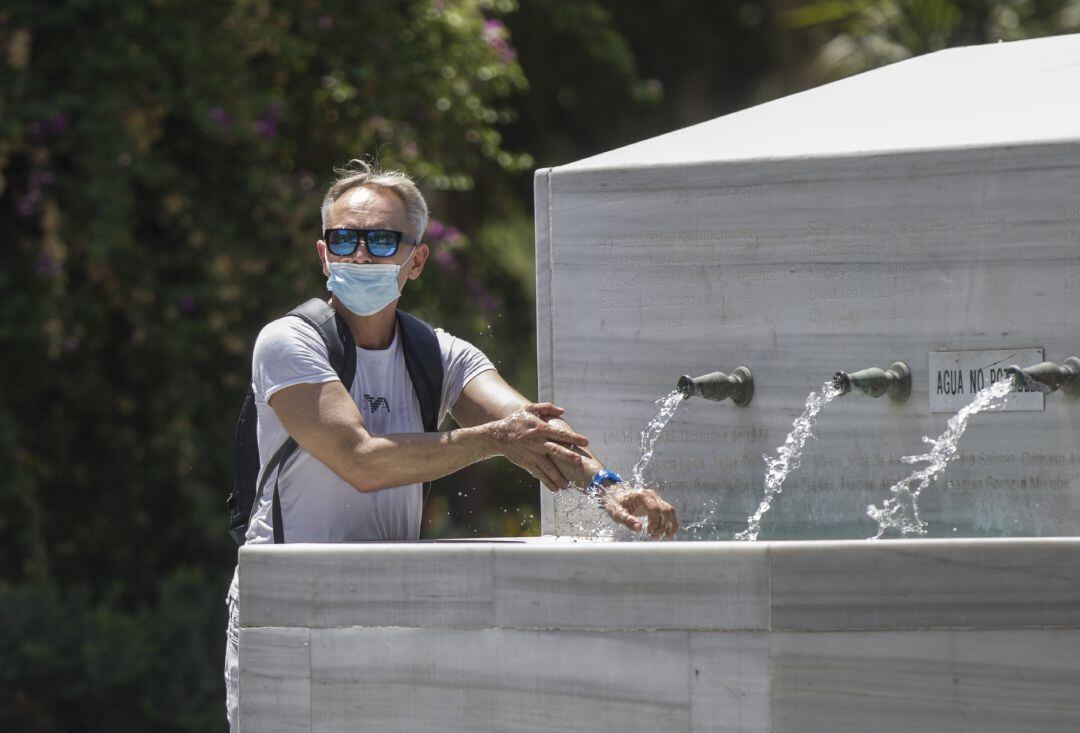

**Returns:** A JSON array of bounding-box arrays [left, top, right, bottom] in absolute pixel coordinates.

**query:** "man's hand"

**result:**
[[601, 484, 679, 540], [487, 402, 589, 491]]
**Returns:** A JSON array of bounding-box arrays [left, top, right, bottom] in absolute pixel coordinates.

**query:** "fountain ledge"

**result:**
[[237, 536, 1080, 732]]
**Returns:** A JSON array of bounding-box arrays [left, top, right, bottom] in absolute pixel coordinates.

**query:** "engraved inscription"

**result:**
[[928, 349, 1044, 412], [804, 214, 1006, 258], [1067, 259, 1080, 291], [601, 428, 770, 445]]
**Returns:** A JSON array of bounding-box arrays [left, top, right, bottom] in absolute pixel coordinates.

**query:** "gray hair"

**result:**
[[320, 159, 429, 242]]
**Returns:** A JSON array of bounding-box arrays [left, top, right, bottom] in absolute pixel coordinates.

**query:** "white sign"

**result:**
[[928, 349, 1044, 413]]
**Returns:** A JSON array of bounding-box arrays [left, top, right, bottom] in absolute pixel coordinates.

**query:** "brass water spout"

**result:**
[[677, 367, 754, 406], [832, 362, 911, 402], [1005, 357, 1080, 396]]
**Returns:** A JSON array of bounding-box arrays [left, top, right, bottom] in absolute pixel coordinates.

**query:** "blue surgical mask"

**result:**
[[324, 248, 414, 316]]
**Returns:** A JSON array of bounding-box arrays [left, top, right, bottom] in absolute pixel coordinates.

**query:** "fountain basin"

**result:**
[[237, 537, 1080, 732]]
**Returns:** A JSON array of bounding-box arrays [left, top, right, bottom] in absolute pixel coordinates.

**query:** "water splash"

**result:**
[[555, 488, 617, 538], [679, 498, 721, 539], [735, 380, 843, 541], [556, 389, 685, 538], [868, 377, 1014, 538], [632, 389, 686, 487]]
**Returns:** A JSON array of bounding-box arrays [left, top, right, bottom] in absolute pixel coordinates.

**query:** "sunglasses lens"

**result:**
[[327, 230, 359, 256], [366, 230, 398, 257]]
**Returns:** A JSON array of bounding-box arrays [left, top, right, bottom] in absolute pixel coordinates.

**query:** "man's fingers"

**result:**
[[604, 499, 642, 532], [608, 489, 680, 540], [544, 458, 571, 490], [544, 441, 584, 466], [533, 466, 560, 492], [531, 458, 569, 492], [663, 511, 678, 539], [524, 402, 565, 418], [647, 514, 659, 540], [543, 425, 589, 447]]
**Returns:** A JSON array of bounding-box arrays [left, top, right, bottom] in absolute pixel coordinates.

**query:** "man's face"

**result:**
[[318, 186, 428, 290]]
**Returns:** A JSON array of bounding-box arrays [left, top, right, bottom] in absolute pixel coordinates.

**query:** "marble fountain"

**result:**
[[237, 35, 1080, 731]]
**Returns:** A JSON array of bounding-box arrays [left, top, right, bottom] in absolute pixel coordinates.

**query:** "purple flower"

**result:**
[[482, 18, 516, 63], [30, 170, 55, 187], [25, 112, 72, 142], [443, 225, 463, 246], [465, 276, 499, 313], [47, 111, 71, 135], [253, 119, 277, 139], [34, 253, 59, 277], [426, 218, 446, 240], [64, 336, 79, 352], [433, 249, 456, 269], [179, 295, 197, 314], [208, 106, 232, 129], [16, 194, 39, 218]]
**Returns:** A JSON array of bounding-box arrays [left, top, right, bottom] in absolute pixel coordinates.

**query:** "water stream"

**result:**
[[735, 380, 843, 541], [631, 389, 686, 488], [867, 376, 1015, 538]]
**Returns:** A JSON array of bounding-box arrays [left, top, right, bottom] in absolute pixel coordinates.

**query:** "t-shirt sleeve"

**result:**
[[252, 316, 340, 403], [436, 329, 495, 421]]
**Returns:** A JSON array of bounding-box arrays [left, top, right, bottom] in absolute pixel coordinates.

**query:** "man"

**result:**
[[225, 160, 677, 729]]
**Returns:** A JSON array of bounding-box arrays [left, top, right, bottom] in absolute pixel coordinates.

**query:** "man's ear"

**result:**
[[316, 240, 328, 277], [407, 243, 429, 280]]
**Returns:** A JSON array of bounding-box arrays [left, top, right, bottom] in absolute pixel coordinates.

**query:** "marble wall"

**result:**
[[237, 538, 1080, 732], [535, 36, 1080, 539]]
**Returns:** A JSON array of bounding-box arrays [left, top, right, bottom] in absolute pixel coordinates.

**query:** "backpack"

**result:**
[[227, 298, 444, 545]]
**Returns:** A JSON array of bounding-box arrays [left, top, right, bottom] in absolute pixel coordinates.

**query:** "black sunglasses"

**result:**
[[324, 228, 413, 258]]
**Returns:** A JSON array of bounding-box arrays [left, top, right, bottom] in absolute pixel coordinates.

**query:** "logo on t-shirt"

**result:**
[[363, 394, 391, 413]]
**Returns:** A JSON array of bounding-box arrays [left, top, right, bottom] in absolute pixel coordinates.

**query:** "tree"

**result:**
[[776, 0, 1080, 84], [0, 1, 532, 728]]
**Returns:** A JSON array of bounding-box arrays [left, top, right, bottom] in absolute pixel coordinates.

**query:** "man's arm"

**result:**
[[268, 378, 588, 493], [452, 370, 679, 540]]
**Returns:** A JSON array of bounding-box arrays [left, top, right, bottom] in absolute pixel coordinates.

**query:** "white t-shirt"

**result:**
[[243, 313, 494, 546]]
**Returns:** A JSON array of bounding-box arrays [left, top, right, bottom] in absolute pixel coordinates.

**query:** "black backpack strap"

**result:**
[[397, 310, 444, 433], [289, 298, 357, 388], [250, 436, 296, 545], [258, 299, 356, 544]]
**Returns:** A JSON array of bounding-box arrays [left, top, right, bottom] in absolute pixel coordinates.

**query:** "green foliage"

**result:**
[[0, 0, 535, 728], [780, 0, 1080, 81], [0, 0, 528, 593], [0, 571, 224, 732]]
